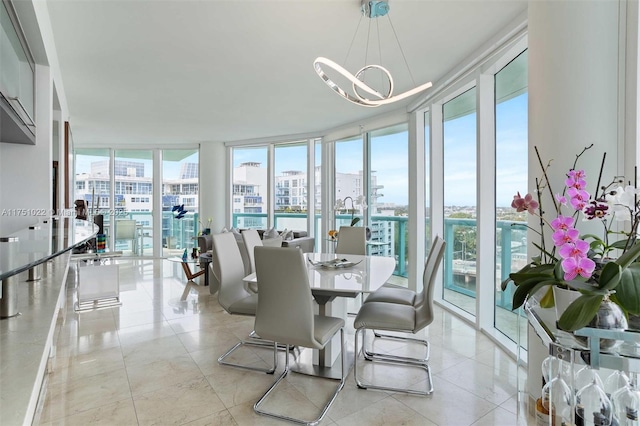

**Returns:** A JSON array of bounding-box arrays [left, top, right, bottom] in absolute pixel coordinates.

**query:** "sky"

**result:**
[[75, 151, 199, 180], [76, 92, 527, 208], [233, 91, 527, 207]]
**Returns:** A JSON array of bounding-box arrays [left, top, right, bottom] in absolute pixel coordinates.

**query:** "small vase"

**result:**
[[574, 298, 628, 350]]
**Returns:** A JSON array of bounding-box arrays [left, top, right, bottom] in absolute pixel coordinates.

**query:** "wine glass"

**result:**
[[605, 370, 630, 399], [575, 365, 605, 395], [576, 377, 613, 426], [611, 372, 640, 425], [542, 355, 572, 385], [542, 370, 574, 425]]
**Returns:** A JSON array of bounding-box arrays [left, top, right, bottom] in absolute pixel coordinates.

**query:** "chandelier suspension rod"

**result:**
[[343, 14, 364, 67], [387, 14, 417, 87]]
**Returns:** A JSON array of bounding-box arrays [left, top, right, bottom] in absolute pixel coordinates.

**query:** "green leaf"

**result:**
[[539, 286, 555, 308], [614, 264, 640, 314], [582, 233, 604, 243], [350, 217, 360, 226], [597, 262, 622, 291], [501, 263, 556, 291], [512, 279, 558, 310], [558, 294, 605, 331], [564, 279, 607, 294], [554, 261, 565, 281], [610, 240, 630, 250], [615, 242, 640, 269]]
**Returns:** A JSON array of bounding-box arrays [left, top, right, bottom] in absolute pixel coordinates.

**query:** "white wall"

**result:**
[[199, 142, 226, 232], [0, 64, 53, 234], [527, 0, 627, 401], [0, 1, 69, 235]]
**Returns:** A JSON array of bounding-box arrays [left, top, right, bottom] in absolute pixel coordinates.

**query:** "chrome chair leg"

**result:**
[[254, 329, 346, 426], [355, 328, 433, 395], [217, 331, 279, 374], [363, 330, 430, 364]]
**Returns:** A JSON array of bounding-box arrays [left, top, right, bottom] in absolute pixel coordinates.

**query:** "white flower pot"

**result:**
[[553, 286, 581, 321]]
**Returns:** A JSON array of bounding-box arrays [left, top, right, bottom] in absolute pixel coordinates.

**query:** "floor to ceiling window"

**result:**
[[74, 147, 200, 258], [494, 50, 528, 344], [443, 86, 478, 316], [274, 142, 308, 231], [334, 136, 364, 229], [369, 124, 408, 274], [114, 150, 153, 256], [162, 149, 199, 254], [232, 147, 268, 229], [73, 148, 111, 246]]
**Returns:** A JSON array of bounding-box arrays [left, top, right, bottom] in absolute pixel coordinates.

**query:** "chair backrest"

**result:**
[[335, 226, 366, 255], [414, 236, 446, 331], [254, 246, 320, 348], [115, 220, 136, 239], [241, 229, 263, 273], [212, 232, 253, 312]]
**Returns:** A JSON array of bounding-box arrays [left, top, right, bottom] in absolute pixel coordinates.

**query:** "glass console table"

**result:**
[[523, 299, 640, 425]]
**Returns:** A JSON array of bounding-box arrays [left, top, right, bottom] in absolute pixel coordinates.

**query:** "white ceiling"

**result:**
[[45, 0, 527, 146]]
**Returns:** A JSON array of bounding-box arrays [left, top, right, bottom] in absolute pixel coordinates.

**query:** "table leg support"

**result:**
[[0, 275, 20, 318]]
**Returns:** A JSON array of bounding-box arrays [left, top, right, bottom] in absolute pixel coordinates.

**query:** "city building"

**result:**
[[0, 2, 636, 425]]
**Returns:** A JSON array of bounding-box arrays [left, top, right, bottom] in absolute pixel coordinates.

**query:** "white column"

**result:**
[[199, 142, 226, 233], [527, 0, 625, 402], [408, 111, 425, 292], [529, 0, 621, 216]]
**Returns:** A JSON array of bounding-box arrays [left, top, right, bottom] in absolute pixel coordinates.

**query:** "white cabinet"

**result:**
[[0, 0, 35, 144]]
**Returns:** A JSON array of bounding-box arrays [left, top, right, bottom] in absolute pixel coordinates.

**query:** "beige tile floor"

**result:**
[[36, 259, 532, 425]]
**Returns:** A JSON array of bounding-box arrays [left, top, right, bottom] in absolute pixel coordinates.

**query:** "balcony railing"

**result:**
[[232, 212, 527, 310], [108, 211, 200, 253]]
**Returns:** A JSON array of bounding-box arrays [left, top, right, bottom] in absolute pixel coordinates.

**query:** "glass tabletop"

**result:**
[[0, 217, 97, 281]]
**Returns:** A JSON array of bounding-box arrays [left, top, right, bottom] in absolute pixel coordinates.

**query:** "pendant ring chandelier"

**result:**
[[313, 0, 432, 107]]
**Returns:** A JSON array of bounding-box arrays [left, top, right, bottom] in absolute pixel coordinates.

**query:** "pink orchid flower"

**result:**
[[511, 192, 539, 214], [555, 193, 567, 206], [568, 169, 587, 180], [565, 176, 587, 190], [567, 187, 590, 202], [552, 228, 580, 246], [561, 256, 596, 281], [551, 215, 574, 231], [559, 239, 590, 259]]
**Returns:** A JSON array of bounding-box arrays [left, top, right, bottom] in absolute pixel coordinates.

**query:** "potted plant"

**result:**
[[502, 145, 640, 332]]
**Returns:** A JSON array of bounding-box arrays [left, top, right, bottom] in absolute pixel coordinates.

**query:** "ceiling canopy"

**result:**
[[46, 0, 528, 147]]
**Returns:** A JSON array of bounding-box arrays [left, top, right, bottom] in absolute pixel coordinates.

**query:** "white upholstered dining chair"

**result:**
[[212, 232, 275, 373], [364, 235, 446, 307], [253, 246, 346, 425], [335, 225, 366, 255], [241, 229, 262, 293], [353, 235, 445, 395]]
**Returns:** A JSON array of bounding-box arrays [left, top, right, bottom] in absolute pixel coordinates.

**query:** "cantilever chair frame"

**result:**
[[354, 236, 446, 396], [252, 246, 346, 426], [254, 333, 345, 426], [364, 236, 446, 362]]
